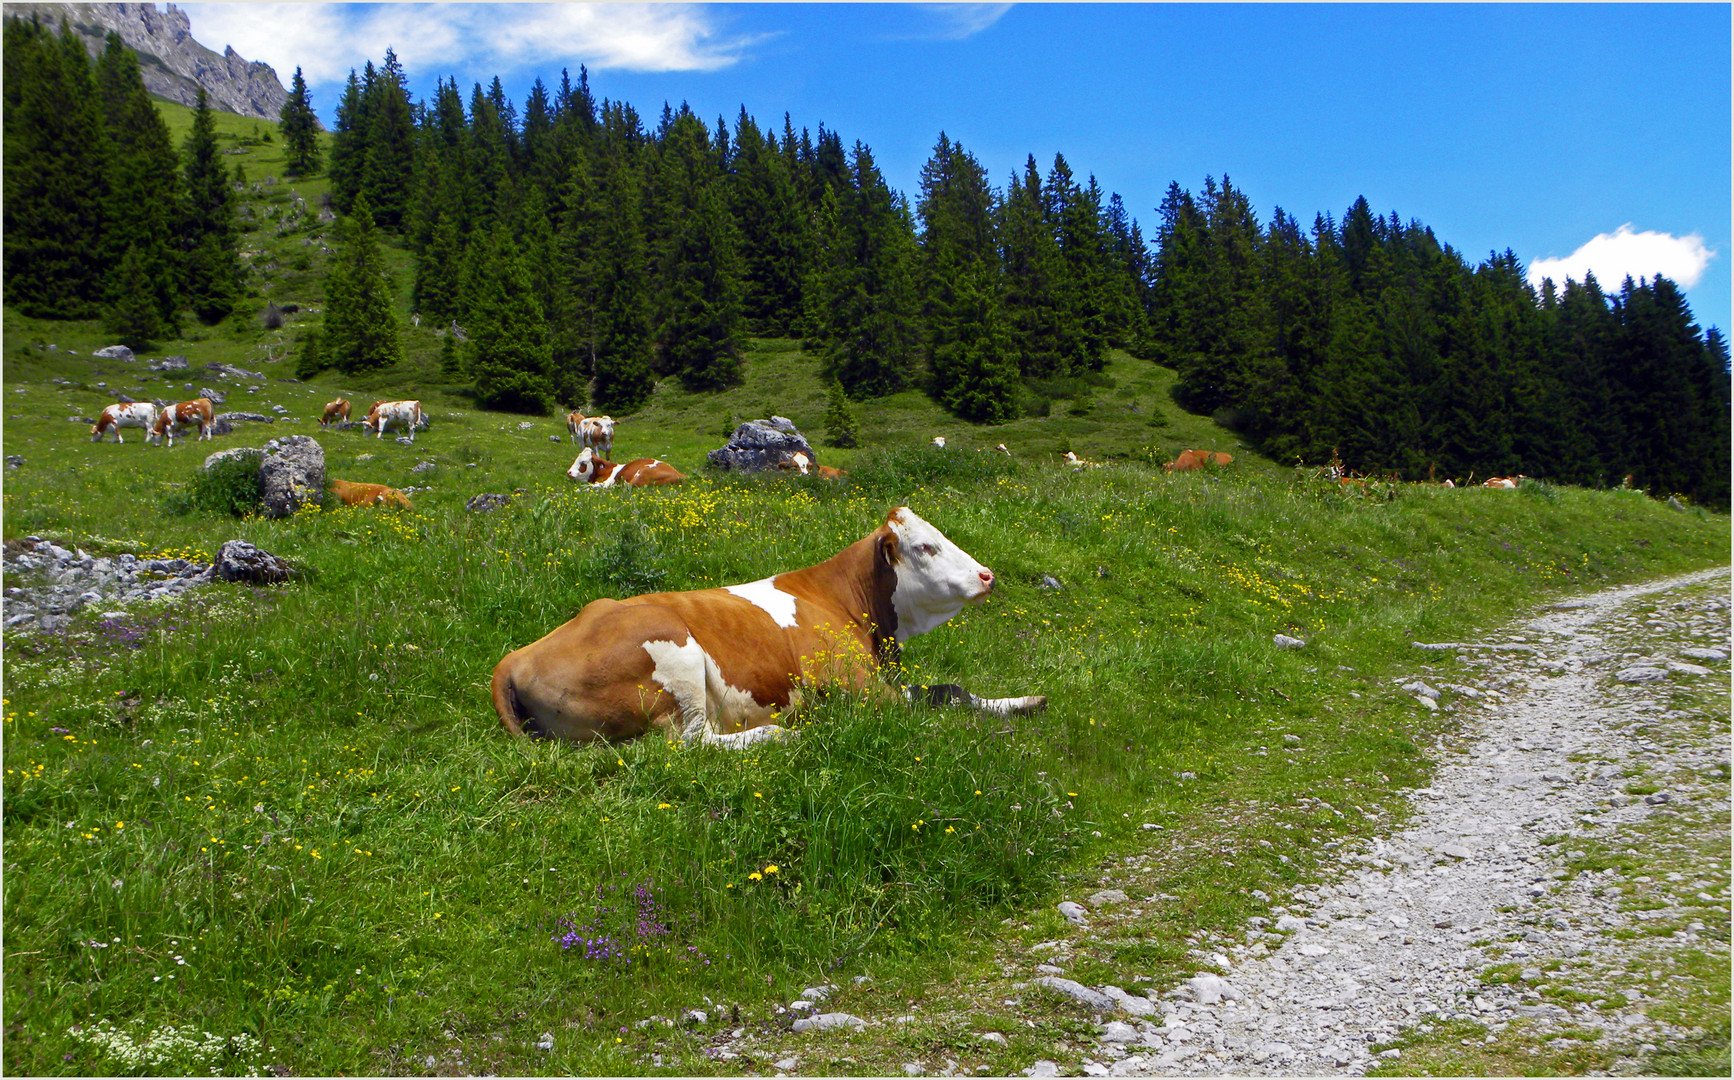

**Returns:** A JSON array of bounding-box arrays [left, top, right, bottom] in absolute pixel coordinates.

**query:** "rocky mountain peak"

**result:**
[[7, 2, 287, 121]]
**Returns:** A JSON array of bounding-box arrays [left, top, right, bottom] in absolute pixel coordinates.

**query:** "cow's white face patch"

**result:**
[[725, 576, 798, 628], [568, 447, 596, 480], [791, 452, 811, 475], [884, 507, 993, 642]]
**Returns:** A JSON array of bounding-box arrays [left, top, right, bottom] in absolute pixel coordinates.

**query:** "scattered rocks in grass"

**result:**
[[1272, 633, 1306, 649], [204, 362, 264, 380], [147, 355, 189, 372], [198, 386, 227, 405], [1616, 665, 1668, 683], [466, 492, 514, 513], [1679, 647, 1727, 661], [6, 455, 23, 469], [92, 345, 135, 360], [1033, 977, 1115, 1011], [410, 460, 437, 474], [1087, 889, 1129, 909], [1057, 901, 1091, 925]]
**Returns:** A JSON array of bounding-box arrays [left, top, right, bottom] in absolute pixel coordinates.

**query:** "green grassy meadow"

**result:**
[[4, 99, 1731, 1078]]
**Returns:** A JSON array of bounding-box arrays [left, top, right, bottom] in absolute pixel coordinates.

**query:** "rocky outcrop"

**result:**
[[707, 417, 816, 473], [9, 3, 288, 121]]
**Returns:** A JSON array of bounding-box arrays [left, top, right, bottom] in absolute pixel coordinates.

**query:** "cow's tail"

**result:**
[[492, 661, 528, 736]]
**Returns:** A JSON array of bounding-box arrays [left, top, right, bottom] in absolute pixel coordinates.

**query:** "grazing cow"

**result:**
[[931, 436, 947, 449], [147, 398, 214, 447], [363, 399, 423, 441], [1482, 476, 1523, 489], [1061, 451, 1100, 469], [1165, 449, 1234, 472], [778, 451, 847, 480], [567, 411, 616, 456], [567, 447, 685, 488], [90, 402, 157, 443], [329, 478, 412, 509], [491, 506, 1046, 746], [321, 398, 351, 427]]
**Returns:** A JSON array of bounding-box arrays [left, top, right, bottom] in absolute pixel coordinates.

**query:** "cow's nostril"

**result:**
[[979, 570, 995, 588]]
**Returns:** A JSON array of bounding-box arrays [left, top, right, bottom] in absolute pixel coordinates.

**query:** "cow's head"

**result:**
[[878, 507, 995, 642], [568, 447, 599, 481], [790, 452, 812, 475]]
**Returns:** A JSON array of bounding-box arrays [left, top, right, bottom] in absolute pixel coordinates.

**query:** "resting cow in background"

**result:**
[[567, 412, 617, 457], [1482, 476, 1525, 489], [329, 479, 412, 509], [491, 506, 1046, 746], [91, 402, 157, 443], [1061, 451, 1100, 469], [147, 398, 214, 447], [1165, 449, 1234, 472], [364, 399, 423, 441], [321, 398, 351, 427], [778, 451, 847, 480], [567, 447, 685, 488]]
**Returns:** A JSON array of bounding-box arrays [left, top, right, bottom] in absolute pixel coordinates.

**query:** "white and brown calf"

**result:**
[[567, 412, 617, 457], [492, 506, 1045, 747], [321, 398, 351, 427], [91, 402, 157, 443], [147, 398, 214, 446]]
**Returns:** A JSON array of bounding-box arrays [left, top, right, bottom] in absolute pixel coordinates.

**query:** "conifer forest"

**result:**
[[6, 20, 1729, 507]]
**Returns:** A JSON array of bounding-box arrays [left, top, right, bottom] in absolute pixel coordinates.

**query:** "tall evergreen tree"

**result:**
[[930, 260, 1020, 422], [102, 244, 164, 351], [650, 109, 744, 390], [180, 88, 242, 323], [323, 197, 402, 373], [999, 155, 1067, 377], [468, 227, 554, 413], [279, 66, 322, 176], [94, 30, 180, 331], [360, 49, 415, 229], [326, 69, 366, 212], [3, 18, 109, 317]]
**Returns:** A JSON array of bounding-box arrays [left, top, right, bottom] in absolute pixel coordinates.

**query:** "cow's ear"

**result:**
[[879, 533, 898, 567]]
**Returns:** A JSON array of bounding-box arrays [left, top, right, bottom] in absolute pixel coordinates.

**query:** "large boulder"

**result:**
[[258, 435, 325, 518], [707, 419, 816, 473], [215, 540, 294, 584], [92, 345, 135, 361], [148, 355, 190, 372]]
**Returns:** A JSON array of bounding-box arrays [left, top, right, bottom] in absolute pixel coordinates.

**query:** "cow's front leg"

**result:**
[[908, 682, 1047, 716]]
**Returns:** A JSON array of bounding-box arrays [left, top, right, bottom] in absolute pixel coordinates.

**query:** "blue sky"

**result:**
[[186, 2, 1731, 335]]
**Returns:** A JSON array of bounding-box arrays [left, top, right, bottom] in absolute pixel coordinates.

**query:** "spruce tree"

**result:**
[[931, 260, 1020, 422], [323, 197, 403, 373], [94, 31, 180, 332], [468, 228, 555, 413], [102, 244, 163, 351], [326, 70, 365, 213], [294, 327, 326, 379], [823, 378, 860, 447], [279, 66, 322, 176], [651, 109, 744, 390], [360, 49, 415, 229], [4, 19, 109, 317], [181, 88, 242, 324], [998, 156, 1067, 378]]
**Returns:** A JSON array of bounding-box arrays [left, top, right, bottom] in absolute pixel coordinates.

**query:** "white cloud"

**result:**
[[181, 3, 755, 86], [916, 4, 1014, 41], [1527, 224, 1715, 292]]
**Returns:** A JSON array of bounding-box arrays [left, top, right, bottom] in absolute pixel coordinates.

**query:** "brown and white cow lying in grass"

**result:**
[[491, 506, 1046, 747], [321, 398, 351, 427], [566, 411, 617, 456], [363, 399, 423, 441], [91, 402, 157, 443], [1165, 449, 1234, 472], [147, 398, 214, 447], [1061, 451, 1101, 469], [777, 451, 847, 480], [329, 479, 412, 509], [1482, 475, 1527, 489], [567, 447, 684, 488]]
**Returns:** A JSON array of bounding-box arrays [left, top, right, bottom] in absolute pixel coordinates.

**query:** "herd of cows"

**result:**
[[79, 391, 1536, 748]]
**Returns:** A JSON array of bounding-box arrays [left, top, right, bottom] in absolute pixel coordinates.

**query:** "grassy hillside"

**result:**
[[4, 99, 1729, 1079], [4, 314, 1728, 1076]]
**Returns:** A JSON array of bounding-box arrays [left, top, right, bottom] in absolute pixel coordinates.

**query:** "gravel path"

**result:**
[[1074, 567, 1731, 1077]]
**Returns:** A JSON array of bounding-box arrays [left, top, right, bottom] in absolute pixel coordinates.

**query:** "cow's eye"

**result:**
[[920, 544, 937, 556]]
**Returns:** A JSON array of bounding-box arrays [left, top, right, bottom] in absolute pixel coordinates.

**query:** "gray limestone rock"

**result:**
[[707, 420, 817, 473], [215, 540, 294, 585], [1033, 977, 1115, 1011], [258, 435, 325, 519]]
